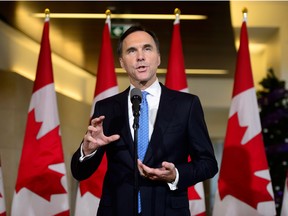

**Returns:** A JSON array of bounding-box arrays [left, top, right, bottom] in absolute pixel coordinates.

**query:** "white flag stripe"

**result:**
[[0, 166, 6, 215], [90, 86, 119, 117], [229, 88, 262, 144], [29, 84, 60, 139], [213, 191, 271, 216], [189, 182, 206, 215], [281, 174, 288, 216], [12, 188, 69, 216], [75, 187, 100, 216]]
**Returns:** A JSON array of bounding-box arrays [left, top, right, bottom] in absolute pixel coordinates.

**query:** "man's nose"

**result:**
[[137, 51, 145, 61]]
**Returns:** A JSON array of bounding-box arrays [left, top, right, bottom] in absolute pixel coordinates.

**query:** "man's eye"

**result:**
[[128, 49, 135, 54]]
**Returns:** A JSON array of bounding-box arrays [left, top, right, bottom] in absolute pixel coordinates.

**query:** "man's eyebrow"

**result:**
[[143, 44, 153, 48]]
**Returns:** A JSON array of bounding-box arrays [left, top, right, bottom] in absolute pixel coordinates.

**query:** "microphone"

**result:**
[[130, 88, 142, 117]]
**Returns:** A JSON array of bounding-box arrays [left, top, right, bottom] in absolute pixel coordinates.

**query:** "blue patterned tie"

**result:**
[[138, 91, 149, 213]]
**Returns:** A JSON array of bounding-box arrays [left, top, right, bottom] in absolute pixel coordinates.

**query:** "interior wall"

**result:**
[[230, 1, 287, 83]]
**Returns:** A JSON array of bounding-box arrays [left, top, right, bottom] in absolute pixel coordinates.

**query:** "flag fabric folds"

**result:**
[[0, 160, 6, 216], [165, 14, 206, 216], [74, 15, 118, 216], [11, 15, 70, 216], [213, 15, 276, 216], [165, 14, 188, 93], [281, 171, 288, 216]]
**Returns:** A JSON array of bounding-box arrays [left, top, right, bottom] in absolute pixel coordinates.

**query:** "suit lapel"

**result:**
[[144, 85, 177, 165], [114, 88, 136, 165]]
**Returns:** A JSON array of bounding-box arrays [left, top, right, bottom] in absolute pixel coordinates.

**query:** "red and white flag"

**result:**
[[74, 14, 118, 216], [11, 15, 70, 216], [213, 14, 276, 216], [165, 14, 206, 216], [0, 160, 6, 216], [165, 14, 188, 93], [281, 171, 288, 216]]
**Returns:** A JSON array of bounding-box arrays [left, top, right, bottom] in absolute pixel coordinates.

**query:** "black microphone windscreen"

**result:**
[[130, 88, 142, 103]]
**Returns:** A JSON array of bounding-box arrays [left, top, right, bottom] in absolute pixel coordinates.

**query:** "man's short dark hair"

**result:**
[[117, 25, 160, 57]]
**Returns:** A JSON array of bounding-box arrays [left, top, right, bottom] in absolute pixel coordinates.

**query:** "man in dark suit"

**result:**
[[71, 25, 218, 216]]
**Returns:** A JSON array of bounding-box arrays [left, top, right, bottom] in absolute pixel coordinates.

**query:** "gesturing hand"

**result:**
[[138, 160, 177, 183], [82, 116, 120, 155]]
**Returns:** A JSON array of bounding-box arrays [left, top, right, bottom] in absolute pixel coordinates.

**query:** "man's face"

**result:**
[[119, 31, 161, 88]]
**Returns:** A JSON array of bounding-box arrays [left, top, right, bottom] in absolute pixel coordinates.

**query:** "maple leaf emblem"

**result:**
[[188, 186, 201, 200], [15, 110, 67, 201], [218, 113, 273, 209]]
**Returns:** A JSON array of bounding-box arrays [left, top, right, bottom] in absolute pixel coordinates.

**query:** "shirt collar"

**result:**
[[129, 79, 161, 98]]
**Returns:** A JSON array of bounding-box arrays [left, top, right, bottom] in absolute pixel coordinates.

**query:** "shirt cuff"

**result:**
[[79, 143, 97, 162], [167, 167, 179, 191]]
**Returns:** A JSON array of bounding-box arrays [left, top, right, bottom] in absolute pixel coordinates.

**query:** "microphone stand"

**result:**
[[133, 113, 139, 216]]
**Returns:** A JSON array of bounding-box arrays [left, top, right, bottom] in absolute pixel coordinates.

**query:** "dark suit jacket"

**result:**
[[71, 83, 218, 216]]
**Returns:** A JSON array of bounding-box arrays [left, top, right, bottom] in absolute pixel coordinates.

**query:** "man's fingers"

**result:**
[[106, 134, 120, 143], [91, 116, 105, 127], [162, 161, 175, 171], [139, 162, 175, 182], [87, 125, 98, 132], [137, 160, 146, 176]]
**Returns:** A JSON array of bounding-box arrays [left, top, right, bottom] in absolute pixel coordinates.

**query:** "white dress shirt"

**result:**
[[128, 79, 161, 141]]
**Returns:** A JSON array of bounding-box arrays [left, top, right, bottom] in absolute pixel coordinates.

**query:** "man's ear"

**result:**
[[119, 57, 124, 68]]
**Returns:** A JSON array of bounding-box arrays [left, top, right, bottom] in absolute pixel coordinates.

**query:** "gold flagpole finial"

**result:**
[[105, 9, 111, 17], [242, 7, 248, 14], [242, 7, 248, 21], [44, 8, 50, 18], [174, 8, 181, 16]]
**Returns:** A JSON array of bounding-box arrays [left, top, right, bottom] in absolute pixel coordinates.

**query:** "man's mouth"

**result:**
[[137, 65, 147, 71]]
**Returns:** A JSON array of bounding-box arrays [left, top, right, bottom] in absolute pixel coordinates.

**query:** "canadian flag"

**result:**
[[74, 14, 118, 216], [212, 14, 276, 216], [11, 15, 70, 216], [281, 171, 288, 216], [0, 160, 6, 216], [165, 14, 206, 216]]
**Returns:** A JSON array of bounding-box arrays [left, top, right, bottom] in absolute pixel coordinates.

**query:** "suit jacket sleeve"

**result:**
[[176, 95, 218, 189]]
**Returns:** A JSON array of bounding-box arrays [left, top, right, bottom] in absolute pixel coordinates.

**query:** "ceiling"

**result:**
[[0, 1, 237, 78]]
